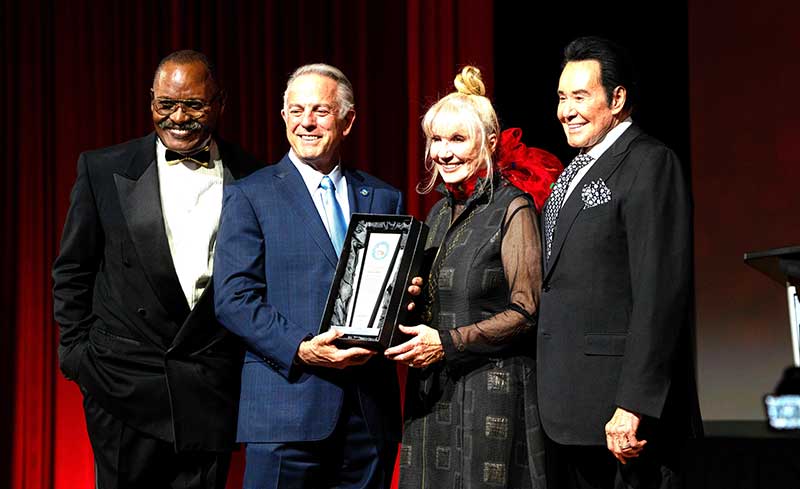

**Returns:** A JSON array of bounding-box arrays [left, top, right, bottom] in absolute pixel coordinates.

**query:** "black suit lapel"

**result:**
[[544, 125, 642, 279], [274, 156, 340, 267], [114, 135, 191, 325]]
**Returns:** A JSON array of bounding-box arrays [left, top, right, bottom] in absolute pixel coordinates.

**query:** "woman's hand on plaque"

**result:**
[[406, 276, 424, 311], [384, 324, 443, 368]]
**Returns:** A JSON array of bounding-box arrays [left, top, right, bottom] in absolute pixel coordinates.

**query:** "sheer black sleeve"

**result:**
[[439, 195, 542, 361]]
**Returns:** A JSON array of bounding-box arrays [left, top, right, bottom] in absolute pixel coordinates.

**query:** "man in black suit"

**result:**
[[52, 50, 262, 489], [536, 37, 702, 488]]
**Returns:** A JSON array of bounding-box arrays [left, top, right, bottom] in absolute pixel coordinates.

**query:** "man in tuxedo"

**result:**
[[214, 63, 404, 489], [53, 50, 262, 488], [536, 37, 702, 488]]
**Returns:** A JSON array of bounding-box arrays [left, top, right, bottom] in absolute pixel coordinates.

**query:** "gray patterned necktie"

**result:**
[[543, 153, 593, 261]]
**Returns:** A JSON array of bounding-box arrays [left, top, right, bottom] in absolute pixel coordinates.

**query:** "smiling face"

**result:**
[[557, 59, 626, 150], [151, 61, 223, 153], [281, 73, 355, 173], [429, 110, 494, 185]]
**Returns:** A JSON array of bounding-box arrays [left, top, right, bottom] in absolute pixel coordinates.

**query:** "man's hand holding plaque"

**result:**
[[296, 329, 375, 369]]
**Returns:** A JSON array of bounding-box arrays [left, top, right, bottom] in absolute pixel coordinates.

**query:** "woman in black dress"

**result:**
[[385, 66, 562, 488]]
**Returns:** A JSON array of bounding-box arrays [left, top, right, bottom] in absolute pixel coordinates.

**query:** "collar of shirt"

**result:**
[[288, 149, 351, 228], [585, 117, 633, 161], [288, 149, 346, 195]]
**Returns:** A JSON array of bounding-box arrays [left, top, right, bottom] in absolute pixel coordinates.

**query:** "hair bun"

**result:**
[[454, 65, 485, 96]]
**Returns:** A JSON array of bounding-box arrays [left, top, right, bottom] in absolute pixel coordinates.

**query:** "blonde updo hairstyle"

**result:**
[[418, 66, 500, 194]]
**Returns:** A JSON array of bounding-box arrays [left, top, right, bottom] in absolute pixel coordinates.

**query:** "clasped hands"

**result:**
[[295, 277, 425, 369], [605, 407, 647, 463]]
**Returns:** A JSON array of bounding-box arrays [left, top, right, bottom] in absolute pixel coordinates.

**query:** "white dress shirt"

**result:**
[[563, 118, 633, 204], [288, 150, 351, 236], [157, 138, 224, 309]]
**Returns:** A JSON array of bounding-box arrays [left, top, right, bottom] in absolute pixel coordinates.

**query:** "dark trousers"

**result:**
[[545, 435, 684, 489], [243, 389, 396, 489], [82, 392, 231, 489]]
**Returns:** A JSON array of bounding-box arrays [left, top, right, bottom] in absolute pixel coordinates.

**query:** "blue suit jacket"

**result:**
[[214, 154, 403, 443]]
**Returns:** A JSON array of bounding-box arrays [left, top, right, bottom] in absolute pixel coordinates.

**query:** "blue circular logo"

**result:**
[[372, 241, 390, 260]]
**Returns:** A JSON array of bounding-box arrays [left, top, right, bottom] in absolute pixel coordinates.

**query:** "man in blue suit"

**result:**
[[214, 64, 404, 489]]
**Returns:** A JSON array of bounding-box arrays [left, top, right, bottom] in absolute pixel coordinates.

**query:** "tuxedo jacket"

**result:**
[[536, 124, 703, 446], [213, 154, 402, 444], [52, 133, 262, 451]]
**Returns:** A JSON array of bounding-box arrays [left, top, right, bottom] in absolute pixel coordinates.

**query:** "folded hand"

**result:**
[[604, 407, 647, 463]]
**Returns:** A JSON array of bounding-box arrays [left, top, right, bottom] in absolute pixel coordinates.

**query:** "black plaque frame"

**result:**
[[319, 213, 428, 350]]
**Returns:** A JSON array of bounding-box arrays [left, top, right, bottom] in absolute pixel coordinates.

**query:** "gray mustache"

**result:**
[[158, 119, 204, 131]]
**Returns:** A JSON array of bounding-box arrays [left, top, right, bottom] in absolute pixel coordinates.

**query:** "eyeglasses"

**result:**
[[150, 90, 221, 117]]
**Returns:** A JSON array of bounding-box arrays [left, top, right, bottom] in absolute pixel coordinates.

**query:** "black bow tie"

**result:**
[[165, 146, 211, 167]]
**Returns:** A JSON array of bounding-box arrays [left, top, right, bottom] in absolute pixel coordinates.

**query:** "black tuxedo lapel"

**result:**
[[169, 286, 226, 353], [114, 135, 191, 327], [544, 125, 642, 279], [218, 143, 235, 185], [274, 156, 339, 268], [346, 170, 375, 215]]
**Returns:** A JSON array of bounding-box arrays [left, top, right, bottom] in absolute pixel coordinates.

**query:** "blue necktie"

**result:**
[[319, 176, 348, 255]]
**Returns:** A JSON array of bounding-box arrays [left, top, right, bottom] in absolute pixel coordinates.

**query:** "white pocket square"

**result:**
[[581, 178, 612, 209]]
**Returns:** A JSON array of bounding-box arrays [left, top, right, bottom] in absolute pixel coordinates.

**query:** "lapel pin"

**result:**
[[360, 188, 369, 196]]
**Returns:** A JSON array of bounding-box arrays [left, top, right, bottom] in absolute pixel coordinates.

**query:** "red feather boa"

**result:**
[[495, 127, 563, 213]]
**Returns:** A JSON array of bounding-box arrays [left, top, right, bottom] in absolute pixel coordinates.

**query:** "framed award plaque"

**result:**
[[318, 214, 428, 350]]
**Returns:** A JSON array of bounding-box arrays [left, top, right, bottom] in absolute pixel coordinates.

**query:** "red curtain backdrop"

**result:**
[[1, 1, 494, 488]]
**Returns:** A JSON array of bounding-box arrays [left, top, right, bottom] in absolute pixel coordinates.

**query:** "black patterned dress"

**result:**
[[399, 176, 546, 489]]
